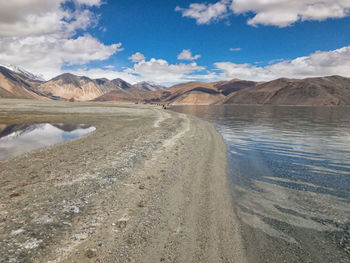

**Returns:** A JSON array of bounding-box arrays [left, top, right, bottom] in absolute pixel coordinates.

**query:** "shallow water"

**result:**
[[172, 105, 350, 262], [0, 123, 96, 160]]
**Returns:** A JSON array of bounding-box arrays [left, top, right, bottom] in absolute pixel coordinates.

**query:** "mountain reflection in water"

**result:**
[[172, 105, 350, 263], [0, 123, 96, 160]]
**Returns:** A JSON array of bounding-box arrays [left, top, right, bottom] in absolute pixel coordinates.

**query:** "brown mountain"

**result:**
[[215, 79, 257, 95], [36, 74, 140, 101], [37, 73, 104, 101], [140, 80, 258, 105], [141, 81, 222, 105], [133, 82, 166, 91], [0, 66, 48, 100], [111, 78, 134, 90], [94, 81, 223, 104], [223, 76, 350, 106], [2, 64, 350, 106]]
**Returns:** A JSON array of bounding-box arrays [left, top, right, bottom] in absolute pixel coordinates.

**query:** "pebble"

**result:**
[[85, 248, 97, 258], [116, 219, 127, 229]]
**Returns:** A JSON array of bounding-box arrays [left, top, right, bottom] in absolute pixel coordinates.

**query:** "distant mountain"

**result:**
[[2, 64, 350, 106], [111, 78, 134, 90], [223, 76, 350, 106], [158, 81, 224, 105], [214, 79, 257, 96], [0, 64, 45, 81], [36, 73, 101, 101], [133, 81, 166, 91], [0, 66, 48, 100], [142, 80, 256, 105], [36, 74, 138, 101]]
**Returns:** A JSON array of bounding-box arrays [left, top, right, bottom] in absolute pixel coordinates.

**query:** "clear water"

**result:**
[[0, 123, 96, 160], [172, 105, 350, 262]]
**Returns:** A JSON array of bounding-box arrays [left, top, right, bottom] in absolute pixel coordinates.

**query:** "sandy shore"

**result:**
[[0, 99, 246, 263]]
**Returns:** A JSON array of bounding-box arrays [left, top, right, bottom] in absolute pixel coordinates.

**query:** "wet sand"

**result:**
[[0, 99, 246, 263]]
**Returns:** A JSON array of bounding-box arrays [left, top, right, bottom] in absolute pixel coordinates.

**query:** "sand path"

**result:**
[[0, 99, 246, 263]]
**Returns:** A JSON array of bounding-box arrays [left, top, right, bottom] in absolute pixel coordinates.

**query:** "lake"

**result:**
[[0, 123, 96, 160], [172, 105, 350, 263]]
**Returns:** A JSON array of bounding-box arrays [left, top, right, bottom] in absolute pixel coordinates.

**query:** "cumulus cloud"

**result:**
[[177, 49, 201, 60], [0, 34, 121, 79], [0, 0, 102, 37], [0, 0, 120, 79], [76, 0, 102, 6], [214, 46, 350, 81], [125, 58, 206, 85], [129, 52, 146, 63], [65, 46, 350, 85], [176, 0, 350, 27], [71, 57, 209, 86], [175, 0, 230, 24], [231, 0, 350, 27]]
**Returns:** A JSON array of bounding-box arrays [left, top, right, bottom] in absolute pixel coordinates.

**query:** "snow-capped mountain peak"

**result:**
[[0, 64, 45, 81]]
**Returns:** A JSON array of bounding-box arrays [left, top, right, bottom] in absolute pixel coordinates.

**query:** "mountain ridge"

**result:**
[[1, 65, 350, 106], [0, 64, 45, 82]]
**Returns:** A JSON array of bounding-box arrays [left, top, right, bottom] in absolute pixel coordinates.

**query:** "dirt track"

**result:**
[[0, 99, 246, 263]]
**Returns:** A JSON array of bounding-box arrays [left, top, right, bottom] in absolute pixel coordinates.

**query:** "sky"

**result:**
[[0, 0, 350, 86]]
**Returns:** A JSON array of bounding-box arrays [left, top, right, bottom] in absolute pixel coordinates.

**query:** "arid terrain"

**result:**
[[2, 65, 350, 106], [0, 99, 246, 263]]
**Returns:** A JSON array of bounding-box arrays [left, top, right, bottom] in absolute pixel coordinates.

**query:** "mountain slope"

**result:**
[[141, 80, 257, 105], [94, 81, 223, 104], [0, 64, 45, 81], [111, 78, 134, 90], [36, 73, 103, 101], [133, 82, 166, 91], [36, 74, 139, 101], [0, 66, 48, 100], [223, 76, 350, 106], [156, 81, 222, 105], [215, 79, 257, 95], [3, 64, 350, 106]]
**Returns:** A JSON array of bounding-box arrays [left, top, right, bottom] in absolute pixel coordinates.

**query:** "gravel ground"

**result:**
[[0, 99, 246, 263]]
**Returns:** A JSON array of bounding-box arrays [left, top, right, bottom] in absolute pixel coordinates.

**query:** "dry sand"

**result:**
[[0, 99, 246, 263]]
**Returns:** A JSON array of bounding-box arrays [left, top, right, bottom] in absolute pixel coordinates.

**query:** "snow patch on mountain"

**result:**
[[0, 64, 45, 81]]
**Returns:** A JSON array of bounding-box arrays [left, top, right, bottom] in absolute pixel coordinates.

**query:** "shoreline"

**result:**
[[0, 99, 246, 262]]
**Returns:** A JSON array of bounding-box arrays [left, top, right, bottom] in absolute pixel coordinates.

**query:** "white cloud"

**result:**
[[129, 52, 146, 63], [175, 0, 230, 24], [0, 1, 102, 37], [74, 57, 208, 86], [103, 65, 115, 69], [76, 0, 102, 6], [0, 34, 121, 79], [177, 49, 201, 60], [229, 47, 242, 51], [0, 0, 119, 79], [231, 0, 350, 27], [52, 46, 350, 85], [176, 0, 350, 27], [214, 46, 350, 81], [126, 58, 206, 85]]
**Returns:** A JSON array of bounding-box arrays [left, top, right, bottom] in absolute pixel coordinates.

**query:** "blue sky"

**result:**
[[0, 0, 350, 85]]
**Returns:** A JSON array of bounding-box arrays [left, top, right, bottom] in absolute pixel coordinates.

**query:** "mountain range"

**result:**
[[1, 65, 350, 106]]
